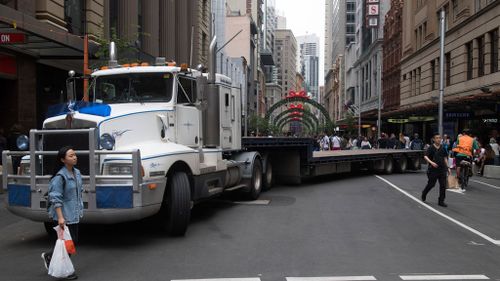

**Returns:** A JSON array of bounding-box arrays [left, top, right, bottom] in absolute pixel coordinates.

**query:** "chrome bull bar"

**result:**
[[2, 128, 142, 192]]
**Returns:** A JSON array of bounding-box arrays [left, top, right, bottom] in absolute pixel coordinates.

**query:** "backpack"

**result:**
[[45, 174, 66, 212], [411, 139, 424, 150]]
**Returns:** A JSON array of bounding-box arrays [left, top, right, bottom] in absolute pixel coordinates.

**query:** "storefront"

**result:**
[[0, 7, 85, 137]]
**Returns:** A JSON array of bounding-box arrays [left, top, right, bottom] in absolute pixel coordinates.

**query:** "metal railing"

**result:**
[[2, 128, 142, 192]]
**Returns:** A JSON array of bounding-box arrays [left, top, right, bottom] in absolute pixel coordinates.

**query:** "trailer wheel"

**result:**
[[411, 157, 422, 171], [244, 159, 263, 200], [384, 156, 394, 174], [262, 159, 273, 191], [395, 156, 408, 173], [161, 172, 191, 236]]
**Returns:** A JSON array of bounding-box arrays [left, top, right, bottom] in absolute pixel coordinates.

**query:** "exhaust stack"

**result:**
[[208, 36, 217, 83], [109, 41, 118, 68], [203, 36, 220, 148]]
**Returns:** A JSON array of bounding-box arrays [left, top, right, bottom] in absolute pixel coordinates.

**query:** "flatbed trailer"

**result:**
[[242, 137, 423, 185]]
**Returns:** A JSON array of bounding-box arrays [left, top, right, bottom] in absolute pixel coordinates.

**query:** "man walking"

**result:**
[[422, 133, 450, 207]]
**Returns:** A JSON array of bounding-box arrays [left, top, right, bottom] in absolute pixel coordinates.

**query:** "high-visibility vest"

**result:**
[[452, 135, 474, 156]]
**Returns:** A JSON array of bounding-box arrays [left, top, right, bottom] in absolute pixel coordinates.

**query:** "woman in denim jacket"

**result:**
[[41, 146, 83, 280]]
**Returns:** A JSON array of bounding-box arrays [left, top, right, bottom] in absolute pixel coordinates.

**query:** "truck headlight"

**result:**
[[16, 135, 29, 151], [100, 133, 115, 150], [104, 163, 132, 175]]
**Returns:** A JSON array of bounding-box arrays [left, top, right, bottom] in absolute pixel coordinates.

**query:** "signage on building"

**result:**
[[483, 118, 498, 124], [445, 112, 473, 119], [0, 54, 16, 76], [0, 33, 26, 44], [388, 118, 409, 124], [365, 0, 379, 28], [408, 116, 435, 122]]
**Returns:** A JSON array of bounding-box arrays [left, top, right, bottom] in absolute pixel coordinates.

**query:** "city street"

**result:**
[[1, 169, 500, 281]]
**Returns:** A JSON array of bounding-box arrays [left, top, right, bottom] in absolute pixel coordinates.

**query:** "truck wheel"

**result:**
[[262, 159, 273, 191], [384, 156, 394, 174], [161, 172, 191, 236], [411, 157, 422, 170], [395, 156, 408, 173], [244, 159, 263, 200]]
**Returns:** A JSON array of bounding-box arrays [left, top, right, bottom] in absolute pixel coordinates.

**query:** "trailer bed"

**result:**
[[242, 137, 423, 184]]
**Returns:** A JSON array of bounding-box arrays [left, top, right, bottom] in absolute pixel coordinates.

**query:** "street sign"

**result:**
[[368, 18, 379, 27], [388, 118, 409, 124], [0, 33, 26, 44], [367, 4, 379, 16]]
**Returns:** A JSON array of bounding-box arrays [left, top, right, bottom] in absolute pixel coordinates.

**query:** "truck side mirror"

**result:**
[[196, 76, 207, 103], [66, 79, 75, 102]]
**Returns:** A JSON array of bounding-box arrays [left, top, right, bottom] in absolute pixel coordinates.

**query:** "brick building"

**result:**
[[397, 0, 500, 140]]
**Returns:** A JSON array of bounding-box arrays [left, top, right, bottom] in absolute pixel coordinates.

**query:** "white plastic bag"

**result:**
[[48, 226, 75, 278]]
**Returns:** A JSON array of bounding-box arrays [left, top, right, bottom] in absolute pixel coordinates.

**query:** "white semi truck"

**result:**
[[2, 39, 423, 236], [2, 39, 268, 236]]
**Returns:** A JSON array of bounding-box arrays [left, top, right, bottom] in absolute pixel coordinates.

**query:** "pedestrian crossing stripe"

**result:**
[[172, 279, 261, 281], [399, 274, 489, 280], [287, 277, 377, 281]]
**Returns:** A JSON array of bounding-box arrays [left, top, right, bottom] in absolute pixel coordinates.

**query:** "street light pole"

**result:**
[[377, 52, 382, 140], [438, 9, 446, 136]]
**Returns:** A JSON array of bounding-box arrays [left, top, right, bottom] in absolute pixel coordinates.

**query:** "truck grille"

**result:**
[[42, 132, 93, 175]]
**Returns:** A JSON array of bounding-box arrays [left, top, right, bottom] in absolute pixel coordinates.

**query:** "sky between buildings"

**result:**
[[275, 0, 325, 86]]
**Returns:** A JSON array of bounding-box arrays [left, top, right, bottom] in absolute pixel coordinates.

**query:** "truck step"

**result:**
[[224, 184, 247, 192], [208, 187, 224, 196]]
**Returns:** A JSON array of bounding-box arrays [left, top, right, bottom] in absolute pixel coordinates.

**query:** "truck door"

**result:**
[[176, 77, 200, 147]]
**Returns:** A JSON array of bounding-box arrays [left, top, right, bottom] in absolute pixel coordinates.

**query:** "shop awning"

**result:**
[[0, 6, 91, 61]]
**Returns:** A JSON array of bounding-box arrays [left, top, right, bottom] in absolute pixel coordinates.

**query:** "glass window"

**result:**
[[64, 0, 84, 35], [177, 76, 197, 104], [93, 73, 174, 104], [466, 42, 473, 80], [490, 29, 499, 73], [478, 36, 485, 77]]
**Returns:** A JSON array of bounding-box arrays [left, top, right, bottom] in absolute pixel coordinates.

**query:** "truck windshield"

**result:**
[[92, 73, 174, 103]]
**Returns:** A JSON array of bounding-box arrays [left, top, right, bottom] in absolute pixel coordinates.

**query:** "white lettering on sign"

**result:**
[[483, 119, 498, 123], [1, 34, 10, 43]]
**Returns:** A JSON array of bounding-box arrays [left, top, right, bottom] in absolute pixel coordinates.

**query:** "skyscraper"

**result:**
[[324, 0, 356, 72], [297, 34, 320, 102]]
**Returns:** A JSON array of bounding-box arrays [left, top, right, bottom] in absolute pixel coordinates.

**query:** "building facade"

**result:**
[[0, 0, 104, 132], [324, 0, 356, 73], [274, 29, 297, 98], [353, 0, 389, 121], [398, 0, 500, 139], [382, 0, 403, 113], [0, 0, 213, 133], [297, 34, 320, 102]]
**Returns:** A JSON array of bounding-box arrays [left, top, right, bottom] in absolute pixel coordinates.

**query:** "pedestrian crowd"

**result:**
[[314, 131, 426, 151]]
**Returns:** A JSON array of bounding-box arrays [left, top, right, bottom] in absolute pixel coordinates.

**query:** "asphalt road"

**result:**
[[1, 170, 500, 281]]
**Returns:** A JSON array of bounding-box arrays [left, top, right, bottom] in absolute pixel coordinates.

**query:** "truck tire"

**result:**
[[244, 159, 263, 200], [410, 157, 422, 171], [161, 172, 191, 236], [395, 156, 408, 173], [262, 159, 273, 191], [384, 156, 394, 174]]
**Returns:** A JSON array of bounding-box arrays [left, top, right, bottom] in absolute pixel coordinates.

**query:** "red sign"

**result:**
[[0, 33, 26, 44], [0, 54, 17, 76]]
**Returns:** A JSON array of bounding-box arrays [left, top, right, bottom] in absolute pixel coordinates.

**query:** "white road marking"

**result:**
[[171, 278, 260, 281], [399, 274, 489, 280], [287, 277, 377, 281], [472, 180, 500, 190], [233, 200, 271, 205], [375, 175, 500, 246]]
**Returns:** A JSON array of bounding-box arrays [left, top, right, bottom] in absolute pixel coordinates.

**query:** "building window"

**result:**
[[109, 0, 118, 35], [490, 29, 499, 73], [431, 60, 436, 90], [347, 2, 355, 12], [202, 32, 207, 59], [347, 14, 355, 22], [477, 36, 485, 77], [445, 52, 451, 86], [64, 0, 84, 35], [466, 41, 473, 80], [452, 0, 458, 19]]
